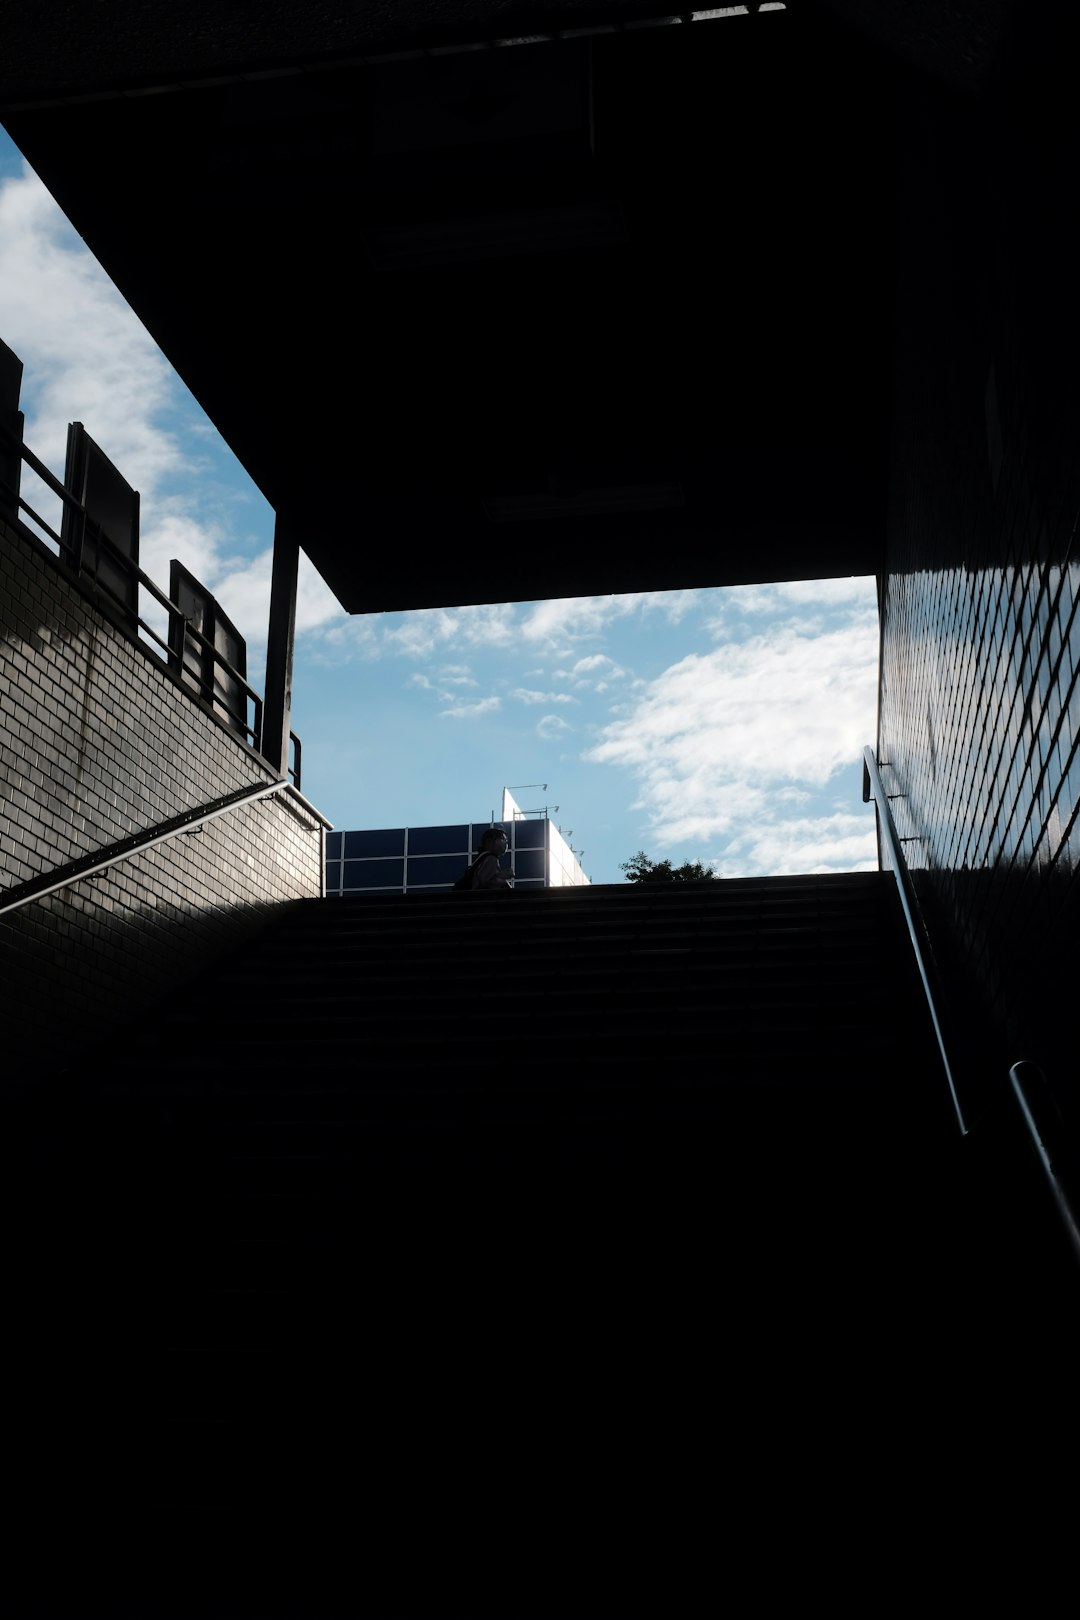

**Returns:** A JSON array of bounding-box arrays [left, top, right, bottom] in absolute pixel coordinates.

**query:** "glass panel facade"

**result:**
[[343, 858, 404, 890], [408, 824, 470, 855], [406, 854, 471, 886], [344, 828, 406, 858], [512, 849, 546, 882]]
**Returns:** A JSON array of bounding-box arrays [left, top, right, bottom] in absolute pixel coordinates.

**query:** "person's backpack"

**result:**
[[453, 861, 477, 891], [454, 852, 509, 890]]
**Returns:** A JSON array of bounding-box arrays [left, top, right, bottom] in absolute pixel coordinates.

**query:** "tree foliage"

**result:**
[[619, 850, 720, 884]]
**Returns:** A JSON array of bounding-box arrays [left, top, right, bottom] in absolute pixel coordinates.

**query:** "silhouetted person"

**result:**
[[455, 826, 514, 890]]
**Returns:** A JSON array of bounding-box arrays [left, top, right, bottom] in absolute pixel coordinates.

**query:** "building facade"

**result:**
[[875, 54, 1080, 1118], [0, 342, 328, 1075], [326, 793, 590, 894]]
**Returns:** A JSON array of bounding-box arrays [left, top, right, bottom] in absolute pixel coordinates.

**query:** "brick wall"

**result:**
[[0, 514, 326, 1081], [877, 70, 1080, 1111]]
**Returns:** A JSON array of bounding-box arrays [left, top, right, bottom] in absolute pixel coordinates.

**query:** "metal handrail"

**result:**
[[1, 421, 301, 785], [0, 777, 292, 918], [1009, 1061, 1080, 1270], [863, 752, 1080, 1272], [862, 745, 968, 1136]]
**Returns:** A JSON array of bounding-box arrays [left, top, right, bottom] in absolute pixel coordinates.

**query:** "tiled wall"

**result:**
[[877, 72, 1080, 1109], [0, 514, 325, 1079]]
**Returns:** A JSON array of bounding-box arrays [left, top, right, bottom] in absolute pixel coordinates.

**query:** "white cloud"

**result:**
[[208, 551, 342, 656], [557, 653, 628, 688], [378, 608, 459, 658], [317, 601, 519, 661], [512, 688, 577, 705], [537, 714, 573, 739], [441, 697, 501, 719], [456, 604, 519, 648], [586, 616, 879, 872], [296, 557, 344, 633], [138, 505, 229, 594], [704, 578, 879, 643], [776, 577, 878, 608], [725, 813, 877, 876], [306, 614, 381, 665], [714, 578, 877, 616], [0, 166, 181, 485], [645, 589, 701, 623], [590, 625, 876, 785], [522, 589, 701, 648], [522, 598, 621, 645], [0, 162, 285, 650]]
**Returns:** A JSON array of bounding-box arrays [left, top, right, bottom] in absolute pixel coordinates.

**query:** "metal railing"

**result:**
[[862, 745, 968, 1136], [1009, 1059, 1080, 1270], [0, 777, 300, 918], [863, 745, 1080, 1273], [1, 423, 301, 788]]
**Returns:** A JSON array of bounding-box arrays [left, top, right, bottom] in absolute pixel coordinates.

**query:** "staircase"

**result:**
[[10, 874, 1079, 1616], [115, 869, 952, 1090]]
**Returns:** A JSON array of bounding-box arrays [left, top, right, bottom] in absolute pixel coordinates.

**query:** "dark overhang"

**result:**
[[0, 2, 919, 611]]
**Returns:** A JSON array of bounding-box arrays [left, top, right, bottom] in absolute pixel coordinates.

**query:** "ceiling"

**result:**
[[0, 3, 913, 612]]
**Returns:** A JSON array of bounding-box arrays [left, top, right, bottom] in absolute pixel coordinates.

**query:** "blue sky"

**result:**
[[0, 131, 879, 885]]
